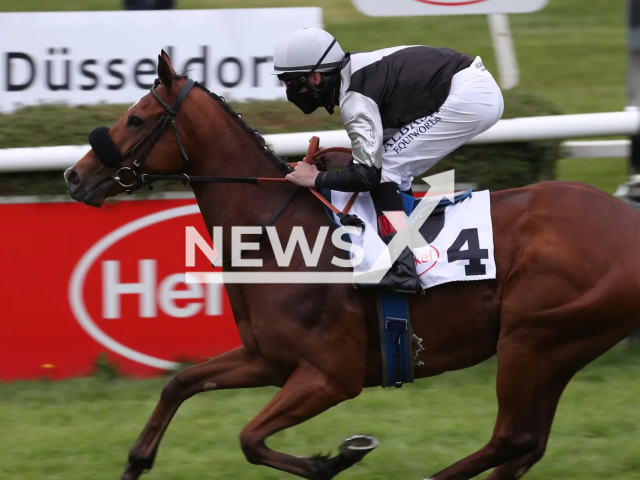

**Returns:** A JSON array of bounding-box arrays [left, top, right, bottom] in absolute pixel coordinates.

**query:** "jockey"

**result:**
[[272, 27, 504, 293]]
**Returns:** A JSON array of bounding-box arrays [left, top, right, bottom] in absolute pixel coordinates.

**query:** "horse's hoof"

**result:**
[[339, 434, 379, 462], [121, 462, 147, 480]]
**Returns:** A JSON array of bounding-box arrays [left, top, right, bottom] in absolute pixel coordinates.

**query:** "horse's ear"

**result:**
[[157, 50, 176, 90]]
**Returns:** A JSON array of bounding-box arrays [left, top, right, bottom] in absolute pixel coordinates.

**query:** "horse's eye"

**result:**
[[127, 115, 144, 128]]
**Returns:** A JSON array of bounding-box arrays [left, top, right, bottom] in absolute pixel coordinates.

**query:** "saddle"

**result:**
[[306, 148, 353, 170]]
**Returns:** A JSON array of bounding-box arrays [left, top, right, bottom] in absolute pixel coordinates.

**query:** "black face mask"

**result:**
[[285, 75, 339, 115], [279, 38, 342, 115], [287, 88, 320, 114]]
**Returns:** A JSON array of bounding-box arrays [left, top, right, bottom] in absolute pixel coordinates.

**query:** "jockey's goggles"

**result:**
[[278, 74, 310, 94]]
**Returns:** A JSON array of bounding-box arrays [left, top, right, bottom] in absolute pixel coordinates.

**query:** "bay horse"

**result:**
[[65, 51, 640, 480]]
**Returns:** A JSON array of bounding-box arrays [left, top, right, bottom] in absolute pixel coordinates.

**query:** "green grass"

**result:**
[[2, 344, 640, 480], [557, 157, 628, 194]]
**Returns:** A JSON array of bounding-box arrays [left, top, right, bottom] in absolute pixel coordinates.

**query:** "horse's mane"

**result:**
[[173, 74, 292, 175]]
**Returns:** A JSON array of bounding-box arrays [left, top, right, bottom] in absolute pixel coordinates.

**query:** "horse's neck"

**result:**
[[184, 99, 298, 257]]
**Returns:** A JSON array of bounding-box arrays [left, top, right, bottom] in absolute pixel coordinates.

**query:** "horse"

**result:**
[[65, 50, 640, 480]]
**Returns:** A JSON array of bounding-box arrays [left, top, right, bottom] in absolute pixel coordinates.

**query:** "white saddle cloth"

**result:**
[[328, 190, 496, 290]]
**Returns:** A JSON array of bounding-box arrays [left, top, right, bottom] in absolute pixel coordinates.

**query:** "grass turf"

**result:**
[[1, 344, 640, 480], [557, 157, 628, 195]]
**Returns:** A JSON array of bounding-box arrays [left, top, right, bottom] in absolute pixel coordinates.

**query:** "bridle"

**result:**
[[119, 77, 196, 190], [87, 76, 363, 245], [88, 77, 292, 194]]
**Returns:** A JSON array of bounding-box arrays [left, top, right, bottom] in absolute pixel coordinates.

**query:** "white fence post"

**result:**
[[488, 14, 519, 90]]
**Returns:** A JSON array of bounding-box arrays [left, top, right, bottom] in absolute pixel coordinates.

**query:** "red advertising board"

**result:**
[[0, 197, 241, 381]]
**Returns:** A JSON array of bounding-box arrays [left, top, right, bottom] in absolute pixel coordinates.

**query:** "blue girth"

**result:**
[[378, 291, 413, 387]]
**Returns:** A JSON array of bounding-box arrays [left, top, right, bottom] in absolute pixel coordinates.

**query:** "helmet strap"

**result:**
[[300, 74, 338, 115], [309, 39, 337, 75]]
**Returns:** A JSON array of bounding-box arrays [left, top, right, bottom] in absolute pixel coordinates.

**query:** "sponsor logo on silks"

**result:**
[[414, 245, 440, 276], [414, 0, 490, 6], [475, 60, 487, 72], [383, 113, 442, 154]]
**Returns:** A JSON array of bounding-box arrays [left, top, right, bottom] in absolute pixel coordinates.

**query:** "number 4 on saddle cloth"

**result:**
[[321, 188, 497, 388]]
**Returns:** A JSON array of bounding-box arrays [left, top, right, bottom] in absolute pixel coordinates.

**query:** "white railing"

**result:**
[[0, 110, 638, 173], [561, 140, 630, 159]]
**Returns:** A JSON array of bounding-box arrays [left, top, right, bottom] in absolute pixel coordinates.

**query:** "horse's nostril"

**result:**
[[64, 168, 81, 191]]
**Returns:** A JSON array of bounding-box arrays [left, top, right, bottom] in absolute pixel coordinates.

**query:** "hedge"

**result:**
[[0, 89, 561, 196]]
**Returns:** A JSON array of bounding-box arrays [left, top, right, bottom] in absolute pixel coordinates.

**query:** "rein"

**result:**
[[87, 76, 360, 224], [138, 173, 289, 185], [139, 144, 359, 220]]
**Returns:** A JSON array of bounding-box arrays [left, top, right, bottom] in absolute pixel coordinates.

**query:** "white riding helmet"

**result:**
[[271, 27, 345, 76]]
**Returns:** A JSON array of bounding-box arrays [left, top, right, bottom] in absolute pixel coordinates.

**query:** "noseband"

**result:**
[[88, 78, 196, 193]]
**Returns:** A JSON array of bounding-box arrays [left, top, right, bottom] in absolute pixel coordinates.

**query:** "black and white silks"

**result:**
[[315, 46, 473, 192]]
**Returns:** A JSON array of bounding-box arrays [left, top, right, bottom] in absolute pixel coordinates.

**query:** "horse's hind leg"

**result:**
[[425, 345, 567, 480], [484, 315, 640, 480], [239, 361, 377, 480], [485, 374, 572, 480], [121, 346, 274, 480]]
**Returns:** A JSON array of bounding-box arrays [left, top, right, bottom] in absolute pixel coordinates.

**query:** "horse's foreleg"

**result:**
[[121, 346, 273, 480], [425, 346, 558, 480], [239, 361, 377, 480]]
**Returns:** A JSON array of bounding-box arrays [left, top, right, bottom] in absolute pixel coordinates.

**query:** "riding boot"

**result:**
[[355, 182, 420, 294], [376, 230, 421, 294]]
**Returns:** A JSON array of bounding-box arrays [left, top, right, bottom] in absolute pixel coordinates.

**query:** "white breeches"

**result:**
[[380, 56, 504, 191]]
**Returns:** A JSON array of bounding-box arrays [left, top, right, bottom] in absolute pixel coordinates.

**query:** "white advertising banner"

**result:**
[[352, 0, 549, 17], [0, 8, 322, 112]]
